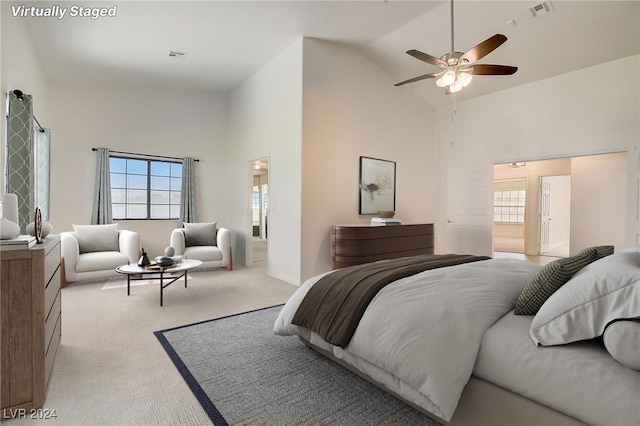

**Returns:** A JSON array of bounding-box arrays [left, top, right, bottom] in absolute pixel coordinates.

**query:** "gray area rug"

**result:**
[[155, 305, 439, 425]]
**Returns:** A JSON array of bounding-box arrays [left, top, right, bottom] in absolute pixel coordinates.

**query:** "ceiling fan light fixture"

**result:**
[[449, 79, 464, 93], [442, 70, 456, 85], [436, 76, 447, 87], [458, 72, 473, 87]]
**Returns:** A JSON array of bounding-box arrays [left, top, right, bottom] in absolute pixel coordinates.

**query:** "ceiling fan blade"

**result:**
[[394, 72, 440, 87], [406, 50, 446, 68], [459, 34, 508, 65], [467, 64, 518, 75]]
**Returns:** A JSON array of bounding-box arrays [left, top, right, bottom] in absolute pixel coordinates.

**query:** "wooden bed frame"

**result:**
[[300, 337, 586, 426]]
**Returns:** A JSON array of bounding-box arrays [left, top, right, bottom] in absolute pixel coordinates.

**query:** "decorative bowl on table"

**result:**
[[155, 256, 174, 267], [377, 211, 395, 218]]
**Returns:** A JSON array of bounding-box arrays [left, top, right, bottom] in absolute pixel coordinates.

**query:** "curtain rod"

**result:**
[[11, 89, 45, 133], [91, 148, 199, 162]]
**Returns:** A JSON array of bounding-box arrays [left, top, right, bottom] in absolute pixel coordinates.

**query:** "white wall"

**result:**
[[227, 39, 303, 284], [227, 38, 438, 284], [571, 152, 628, 253], [436, 55, 640, 253], [47, 82, 228, 258], [300, 38, 438, 280]]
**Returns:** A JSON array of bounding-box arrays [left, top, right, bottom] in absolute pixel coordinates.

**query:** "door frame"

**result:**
[[246, 156, 269, 266]]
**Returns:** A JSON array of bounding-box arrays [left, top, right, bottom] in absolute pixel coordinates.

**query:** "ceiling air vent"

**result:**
[[529, 1, 553, 17], [168, 50, 187, 60]]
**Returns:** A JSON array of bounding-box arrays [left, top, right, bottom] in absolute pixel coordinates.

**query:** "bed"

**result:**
[[274, 249, 640, 425]]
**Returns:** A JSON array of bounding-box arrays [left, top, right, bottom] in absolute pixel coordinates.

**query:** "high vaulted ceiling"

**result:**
[[12, 1, 640, 107]]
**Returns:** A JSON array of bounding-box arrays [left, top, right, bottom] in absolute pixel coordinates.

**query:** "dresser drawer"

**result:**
[[44, 267, 61, 320], [44, 290, 61, 354], [44, 312, 61, 388], [44, 240, 61, 284]]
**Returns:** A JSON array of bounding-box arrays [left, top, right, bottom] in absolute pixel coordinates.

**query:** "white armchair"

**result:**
[[60, 225, 140, 286], [171, 222, 232, 270]]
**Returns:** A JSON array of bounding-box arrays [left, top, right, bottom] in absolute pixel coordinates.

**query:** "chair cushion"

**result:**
[[184, 246, 223, 262], [73, 224, 119, 254], [76, 251, 130, 273], [184, 222, 217, 247]]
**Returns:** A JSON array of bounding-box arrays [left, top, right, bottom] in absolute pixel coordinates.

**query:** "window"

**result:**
[[252, 188, 260, 210], [110, 156, 182, 220], [494, 189, 526, 223]]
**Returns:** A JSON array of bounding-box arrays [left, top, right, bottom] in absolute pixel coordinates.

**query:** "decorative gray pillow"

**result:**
[[577, 245, 614, 261], [73, 224, 119, 254], [184, 222, 217, 247], [514, 249, 595, 315]]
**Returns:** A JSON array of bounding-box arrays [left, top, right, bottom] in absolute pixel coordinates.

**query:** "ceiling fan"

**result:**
[[394, 0, 517, 94]]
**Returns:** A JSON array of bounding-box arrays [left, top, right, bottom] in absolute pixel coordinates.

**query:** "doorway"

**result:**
[[251, 158, 268, 265], [493, 159, 572, 258], [492, 151, 628, 258]]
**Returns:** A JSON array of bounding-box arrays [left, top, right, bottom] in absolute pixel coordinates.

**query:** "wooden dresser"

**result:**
[[1, 235, 62, 417], [331, 223, 435, 269]]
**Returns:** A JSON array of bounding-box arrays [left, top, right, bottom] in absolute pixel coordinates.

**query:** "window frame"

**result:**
[[493, 189, 526, 223], [109, 155, 182, 220], [493, 178, 527, 224]]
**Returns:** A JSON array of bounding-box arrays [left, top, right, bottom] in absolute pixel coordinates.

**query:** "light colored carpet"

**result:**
[[252, 238, 267, 263], [156, 306, 439, 425], [3, 265, 297, 426]]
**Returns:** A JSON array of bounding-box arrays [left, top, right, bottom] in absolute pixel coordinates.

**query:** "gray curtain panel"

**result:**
[[180, 157, 198, 224], [91, 147, 113, 224], [6, 91, 35, 232], [34, 128, 51, 221]]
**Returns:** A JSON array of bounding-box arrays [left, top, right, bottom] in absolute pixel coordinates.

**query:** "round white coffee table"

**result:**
[[116, 259, 203, 306]]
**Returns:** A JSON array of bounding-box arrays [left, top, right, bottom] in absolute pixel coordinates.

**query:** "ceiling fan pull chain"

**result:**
[[450, 93, 456, 146]]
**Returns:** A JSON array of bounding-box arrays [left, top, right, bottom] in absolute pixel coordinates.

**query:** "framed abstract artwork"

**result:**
[[359, 156, 396, 214]]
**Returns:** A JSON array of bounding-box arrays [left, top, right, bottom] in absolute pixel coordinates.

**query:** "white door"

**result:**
[[445, 166, 493, 256], [539, 175, 571, 256], [539, 178, 552, 254]]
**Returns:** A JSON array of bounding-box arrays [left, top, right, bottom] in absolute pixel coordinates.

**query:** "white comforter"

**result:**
[[274, 258, 542, 421]]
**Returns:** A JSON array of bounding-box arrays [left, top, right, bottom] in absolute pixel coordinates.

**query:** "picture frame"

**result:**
[[359, 156, 396, 215]]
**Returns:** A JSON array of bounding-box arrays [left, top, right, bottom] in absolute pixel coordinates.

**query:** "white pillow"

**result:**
[[529, 252, 640, 346], [603, 320, 640, 370]]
